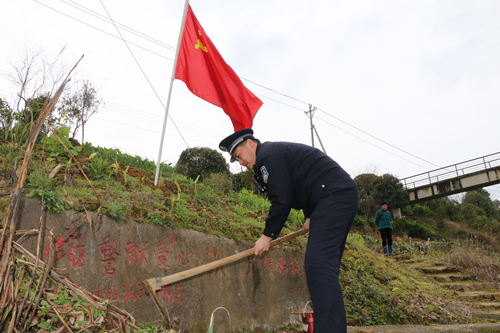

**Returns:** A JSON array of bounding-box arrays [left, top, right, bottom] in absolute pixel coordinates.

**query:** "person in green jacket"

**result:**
[[375, 201, 394, 255]]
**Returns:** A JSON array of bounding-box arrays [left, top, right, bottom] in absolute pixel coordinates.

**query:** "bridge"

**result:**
[[400, 152, 500, 204]]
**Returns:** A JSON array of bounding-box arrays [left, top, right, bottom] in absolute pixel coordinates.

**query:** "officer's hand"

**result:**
[[303, 218, 310, 236], [254, 235, 272, 256]]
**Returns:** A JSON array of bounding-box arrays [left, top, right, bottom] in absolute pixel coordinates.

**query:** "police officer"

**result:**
[[219, 128, 359, 333]]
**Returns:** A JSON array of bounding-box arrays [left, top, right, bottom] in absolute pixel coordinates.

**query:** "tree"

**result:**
[[0, 95, 58, 143], [9, 45, 71, 113], [0, 99, 14, 141], [57, 80, 103, 144], [353, 173, 379, 218], [175, 147, 229, 181], [4, 46, 72, 143], [354, 173, 409, 221], [373, 173, 409, 209], [462, 189, 496, 218]]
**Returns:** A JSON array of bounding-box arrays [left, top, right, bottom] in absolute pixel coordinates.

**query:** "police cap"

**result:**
[[219, 128, 255, 162]]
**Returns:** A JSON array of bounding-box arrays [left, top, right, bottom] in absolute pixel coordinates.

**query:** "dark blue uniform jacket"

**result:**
[[253, 142, 355, 239]]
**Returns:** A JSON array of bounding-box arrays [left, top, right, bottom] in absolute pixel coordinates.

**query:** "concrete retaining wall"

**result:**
[[13, 198, 309, 332]]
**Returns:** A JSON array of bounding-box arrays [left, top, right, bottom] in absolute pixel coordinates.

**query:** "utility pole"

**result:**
[[306, 104, 316, 148], [304, 104, 327, 154]]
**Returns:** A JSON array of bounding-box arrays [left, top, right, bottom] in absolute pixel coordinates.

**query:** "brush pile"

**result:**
[[0, 59, 142, 333]]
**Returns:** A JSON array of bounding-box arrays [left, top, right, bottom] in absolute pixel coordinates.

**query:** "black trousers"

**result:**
[[305, 181, 359, 333], [379, 228, 393, 246]]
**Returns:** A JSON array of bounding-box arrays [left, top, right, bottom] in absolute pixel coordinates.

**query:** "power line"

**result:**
[[33, 0, 174, 61], [315, 116, 429, 169], [316, 108, 441, 168], [253, 92, 304, 111], [63, 0, 176, 51], [98, 0, 189, 149], [103, 101, 227, 140], [33, 0, 442, 170], [240, 76, 309, 106], [92, 116, 218, 146]]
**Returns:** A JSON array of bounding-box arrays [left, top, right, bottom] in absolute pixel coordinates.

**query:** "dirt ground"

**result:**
[[347, 323, 500, 332]]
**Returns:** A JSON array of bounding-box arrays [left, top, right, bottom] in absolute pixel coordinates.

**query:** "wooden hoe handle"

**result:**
[[143, 228, 308, 292], [142, 228, 307, 328]]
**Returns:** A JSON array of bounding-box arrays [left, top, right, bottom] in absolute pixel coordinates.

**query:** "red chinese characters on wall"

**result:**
[[277, 257, 288, 275], [97, 235, 122, 276], [263, 255, 275, 276], [93, 282, 152, 303], [45, 232, 88, 268], [156, 284, 185, 305], [45, 229, 307, 305], [174, 250, 192, 266], [262, 256, 305, 276], [290, 259, 303, 275], [206, 245, 226, 276], [125, 239, 149, 266], [154, 241, 173, 268], [67, 232, 87, 268], [122, 282, 137, 303], [105, 285, 120, 302]]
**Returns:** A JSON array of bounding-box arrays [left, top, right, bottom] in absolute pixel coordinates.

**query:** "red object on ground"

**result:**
[[301, 312, 314, 333]]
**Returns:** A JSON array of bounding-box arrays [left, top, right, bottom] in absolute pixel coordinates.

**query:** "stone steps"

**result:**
[[402, 259, 500, 321], [473, 302, 500, 310], [429, 273, 476, 282], [471, 309, 500, 320], [454, 290, 500, 301], [415, 265, 465, 274], [439, 281, 498, 292]]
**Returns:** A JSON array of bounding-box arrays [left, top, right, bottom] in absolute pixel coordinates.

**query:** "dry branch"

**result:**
[[12, 241, 140, 330], [0, 55, 81, 286], [0, 55, 142, 332]]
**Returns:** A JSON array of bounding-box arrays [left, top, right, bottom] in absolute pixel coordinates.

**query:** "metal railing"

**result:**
[[399, 152, 500, 190]]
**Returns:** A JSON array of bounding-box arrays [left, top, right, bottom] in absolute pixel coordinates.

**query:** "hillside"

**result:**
[[1, 137, 500, 332]]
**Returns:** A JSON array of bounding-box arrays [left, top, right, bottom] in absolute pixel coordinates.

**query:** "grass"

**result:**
[[340, 234, 472, 326], [2, 141, 500, 329]]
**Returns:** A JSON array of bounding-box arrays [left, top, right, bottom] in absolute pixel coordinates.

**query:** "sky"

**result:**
[[1, 0, 499, 201]]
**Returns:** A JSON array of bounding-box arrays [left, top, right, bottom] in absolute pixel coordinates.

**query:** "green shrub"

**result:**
[[106, 200, 127, 220], [82, 153, 110, 180], [27, 170, 56, 191], [401, 206, 413, 217], [233, 169, 260, 194], [353, 214, 368, 226], [31, 190, 65, 214], [146, 211, 171, 226], [372, 173, 409, 208], [175, 147, 229, 181], [399, 219, 439, 240], [42, 126, 82, 160], [469, 215, 490, 230], [204, 172, 232, 194], [462, 189, 496, 218], [412, 204, 434, 217], [229, 189, 268, 214]]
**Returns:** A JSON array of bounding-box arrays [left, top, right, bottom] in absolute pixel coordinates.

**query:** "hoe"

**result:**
[[142, 228, 308, 328]]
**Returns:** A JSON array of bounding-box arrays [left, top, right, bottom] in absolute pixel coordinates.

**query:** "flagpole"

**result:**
[[154, 0, 190, 186]]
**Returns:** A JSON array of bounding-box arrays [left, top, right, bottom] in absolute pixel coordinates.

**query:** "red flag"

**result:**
[[174, 5, 263, 131]]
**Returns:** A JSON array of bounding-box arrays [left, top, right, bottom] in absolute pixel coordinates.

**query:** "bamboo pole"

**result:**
[[22, 233, 54, 333], [0, 55, 82, 290]]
